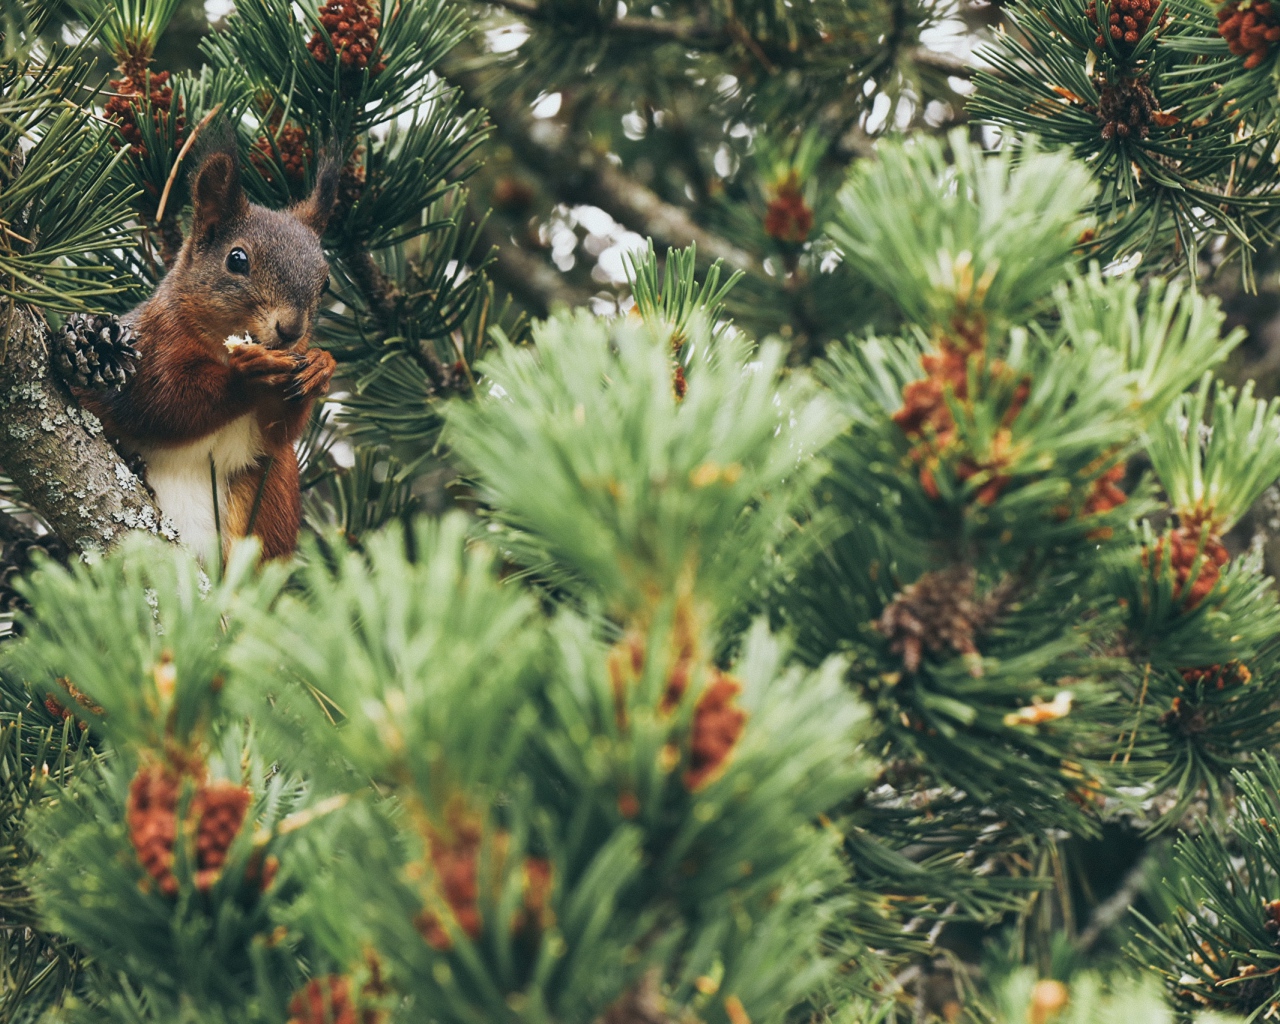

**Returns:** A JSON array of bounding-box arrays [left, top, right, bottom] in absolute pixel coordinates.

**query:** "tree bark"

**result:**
[[0, 302, 168, 553]]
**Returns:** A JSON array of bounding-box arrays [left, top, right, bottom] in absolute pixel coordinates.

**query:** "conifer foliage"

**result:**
[[9, 0, 1280, 1020]]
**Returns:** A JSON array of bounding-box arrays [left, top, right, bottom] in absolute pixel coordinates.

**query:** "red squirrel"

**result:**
[[80, 149, 339, 559]]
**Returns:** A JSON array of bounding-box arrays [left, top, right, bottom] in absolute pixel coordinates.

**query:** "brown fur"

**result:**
[[83, 150, 340, 558]]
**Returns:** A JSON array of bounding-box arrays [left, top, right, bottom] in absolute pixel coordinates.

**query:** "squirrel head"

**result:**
[[167, 150, 339, 350]]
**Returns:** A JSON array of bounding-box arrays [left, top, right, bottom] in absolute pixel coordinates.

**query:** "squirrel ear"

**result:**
[[190, 152, 247, 246], [294, 157, 340, 236]]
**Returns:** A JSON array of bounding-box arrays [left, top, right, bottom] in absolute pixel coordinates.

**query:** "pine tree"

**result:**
[[8, 0, 1280, 1020]]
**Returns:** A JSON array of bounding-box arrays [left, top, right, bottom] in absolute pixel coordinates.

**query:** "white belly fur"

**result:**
[[135, 414, 264, 555]]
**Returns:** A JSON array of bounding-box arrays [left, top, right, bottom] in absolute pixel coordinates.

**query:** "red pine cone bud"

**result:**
[[104, 71, 185, 159], [251, 124, 313, 185], [763, 171, 814, 244], [1085, 0, 1161, 46], [684, 673, 747, 790]]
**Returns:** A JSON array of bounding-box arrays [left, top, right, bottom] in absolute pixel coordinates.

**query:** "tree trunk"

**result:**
[[0, 302, 167, 553]]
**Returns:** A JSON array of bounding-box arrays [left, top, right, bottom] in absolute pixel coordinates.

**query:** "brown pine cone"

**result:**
[[56, 313, 140, 390]]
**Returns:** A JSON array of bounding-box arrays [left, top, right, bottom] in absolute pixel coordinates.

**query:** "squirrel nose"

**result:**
[[274, 320, 303, 345]]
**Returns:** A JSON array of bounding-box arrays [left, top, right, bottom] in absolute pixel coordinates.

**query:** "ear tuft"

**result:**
[[190, 151, 248, 247], [294, 153, 341, 236]]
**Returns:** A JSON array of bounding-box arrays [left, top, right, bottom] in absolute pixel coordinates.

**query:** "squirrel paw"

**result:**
[[284, 348, 337, 402], [56, 313, 140, 390], [228, 344, 301, 388]]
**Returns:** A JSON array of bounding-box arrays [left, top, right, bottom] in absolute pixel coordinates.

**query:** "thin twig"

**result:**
[[154, 103, 223, 227]]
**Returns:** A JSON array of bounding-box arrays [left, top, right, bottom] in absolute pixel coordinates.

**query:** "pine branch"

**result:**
[[474, 211, 592, 317], [481, 0, 976, 78], [483, 0, 723, 46], [0, 302, 166, 553]]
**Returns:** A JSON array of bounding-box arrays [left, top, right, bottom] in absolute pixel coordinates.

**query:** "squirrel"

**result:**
[[76, 148, 340, 560]]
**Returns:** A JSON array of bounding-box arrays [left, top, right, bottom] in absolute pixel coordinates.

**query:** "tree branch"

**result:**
[[484, 0, 724, 47], [482, 1, 978, 78], [474, 212, 593, 317], [0, 303, 167, 553], [456, 77, 757, 273]]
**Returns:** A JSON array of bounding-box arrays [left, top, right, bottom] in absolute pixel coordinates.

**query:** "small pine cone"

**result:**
[[684, 672, 747, 791], [0, 531, 68, 617], [193, 780, 252, 891], [515, 857, 554, 935], [416, 800, 485, 949], [1097, 75, 1157, 142], [56, 313, 140, 390], [307, 0, 386, 76], [876, 564, 1005, 675], [126, 762, 181, 896]]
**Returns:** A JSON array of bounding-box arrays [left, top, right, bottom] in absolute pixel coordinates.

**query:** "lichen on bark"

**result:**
[[0, 301, 170, 554]]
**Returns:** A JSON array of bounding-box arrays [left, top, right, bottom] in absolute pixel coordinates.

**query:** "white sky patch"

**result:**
[[865, 92, 892, 134], [204, 0, 235, 22], [532, 92, 563, 119], [486, 23, 530, 53]]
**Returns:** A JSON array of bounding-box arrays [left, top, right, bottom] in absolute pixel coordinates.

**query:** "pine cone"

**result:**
[[876, 564, 1010, 676], [56, 313, 140, 390], [251, 123, 313, 186], [126, 762, 181, 896], [104, 71, 185, 159], [1098, 76, 1157, 141], [193, 780, 252, 891], [415, 800, 485, 950], [0, 530, 68, 619], [1086, 0, 1162, 47], [763, 171, 814, 244], [307, 0, 386, 76]]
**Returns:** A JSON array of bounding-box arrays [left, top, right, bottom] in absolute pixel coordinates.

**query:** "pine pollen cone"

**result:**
[[415, 802, 485, 950], [892, 335, 1026, 504], [763, 171, 814, 244], [308, 0, 387, 75], [1180, 661, 1252, 689], [515, 857, 555, 935], [1265, 898, 1280, 936], [126, 762, 182, 896], [684, 673, 747, 791], [44, 679, 103, 729], [193, 781, 253, 891], [287, 975, 379, 1024], [1218, 0, 1280, 68], [1143, 523, 1230, 609]]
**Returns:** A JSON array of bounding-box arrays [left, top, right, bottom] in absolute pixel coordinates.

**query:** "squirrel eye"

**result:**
[[226, 247, 250, 275]]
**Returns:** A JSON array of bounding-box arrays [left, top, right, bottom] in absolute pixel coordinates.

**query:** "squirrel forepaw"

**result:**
[[284, 348, 337, 402], [56, 313, 140, 390]]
